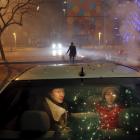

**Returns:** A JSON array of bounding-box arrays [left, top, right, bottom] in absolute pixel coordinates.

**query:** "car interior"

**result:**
[[0, 78, 140, 139]]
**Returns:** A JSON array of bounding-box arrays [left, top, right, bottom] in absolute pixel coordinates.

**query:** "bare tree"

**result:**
[[0, 0, 42, 61]]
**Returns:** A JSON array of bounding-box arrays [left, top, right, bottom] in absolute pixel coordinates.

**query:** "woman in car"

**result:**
[[45, 87, 68, 131], [29, 87, 70, 131], [95, 86, 124, 129]]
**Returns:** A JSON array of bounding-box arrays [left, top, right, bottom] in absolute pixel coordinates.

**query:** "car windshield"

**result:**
[[1, 77, 140, 139], [3, 77, 140, 107]]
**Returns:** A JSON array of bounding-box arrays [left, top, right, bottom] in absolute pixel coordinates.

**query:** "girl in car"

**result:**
[[95, 86, 124, 129]]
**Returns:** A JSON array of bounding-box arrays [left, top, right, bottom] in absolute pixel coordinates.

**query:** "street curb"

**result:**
[[0, 60, 82, 65]]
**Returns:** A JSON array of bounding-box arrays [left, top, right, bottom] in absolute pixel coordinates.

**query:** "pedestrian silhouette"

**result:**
[[66, 42, 77, 64]]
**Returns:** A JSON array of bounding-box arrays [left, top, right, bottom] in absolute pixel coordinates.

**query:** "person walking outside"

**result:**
[[66, 42, 77, 64]]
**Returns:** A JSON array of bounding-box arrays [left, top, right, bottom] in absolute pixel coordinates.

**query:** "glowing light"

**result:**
[[74, 96, 77, 101], [87, 126, 90, 130], [98, 32, 102, 45], [58, 43, 62, 49], [13, 32, 16, 38], [15, 78, 19, 80], [12, 32, 16, 50], [135, 127, 139, 131], [125, 89, 129, 93], [62, 8, 66, 13], [125, 113, 129, 119], [112, 94, 116, 98], [83, 102, 86, 105], [52, 43, 56, 49], [93, 132, 96, 136], [37, 5, 40, 11], [126, 131, 129, 134], [52, 50, 56, 56], [82, 119, 85, 122], [58, 50, 62, 56], [64, 0, 67, 4]]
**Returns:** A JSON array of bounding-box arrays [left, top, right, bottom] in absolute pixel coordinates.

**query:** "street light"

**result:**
[[13, 32, 16, 49], [37, 5, 40, 11], [98, 32, 102, 46]]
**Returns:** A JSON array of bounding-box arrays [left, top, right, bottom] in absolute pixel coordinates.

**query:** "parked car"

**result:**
[[0, 61, 140, 140]]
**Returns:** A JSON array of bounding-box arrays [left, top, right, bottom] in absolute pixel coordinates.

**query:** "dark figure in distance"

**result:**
[[67, 42, 77, 64]]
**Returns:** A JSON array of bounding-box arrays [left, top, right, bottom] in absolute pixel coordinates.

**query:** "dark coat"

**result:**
[[28, 96, 67, 131], [67, 45, 77, 57]]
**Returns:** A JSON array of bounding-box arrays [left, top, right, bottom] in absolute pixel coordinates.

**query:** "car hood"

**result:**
[[15, 63, 140, 80]]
